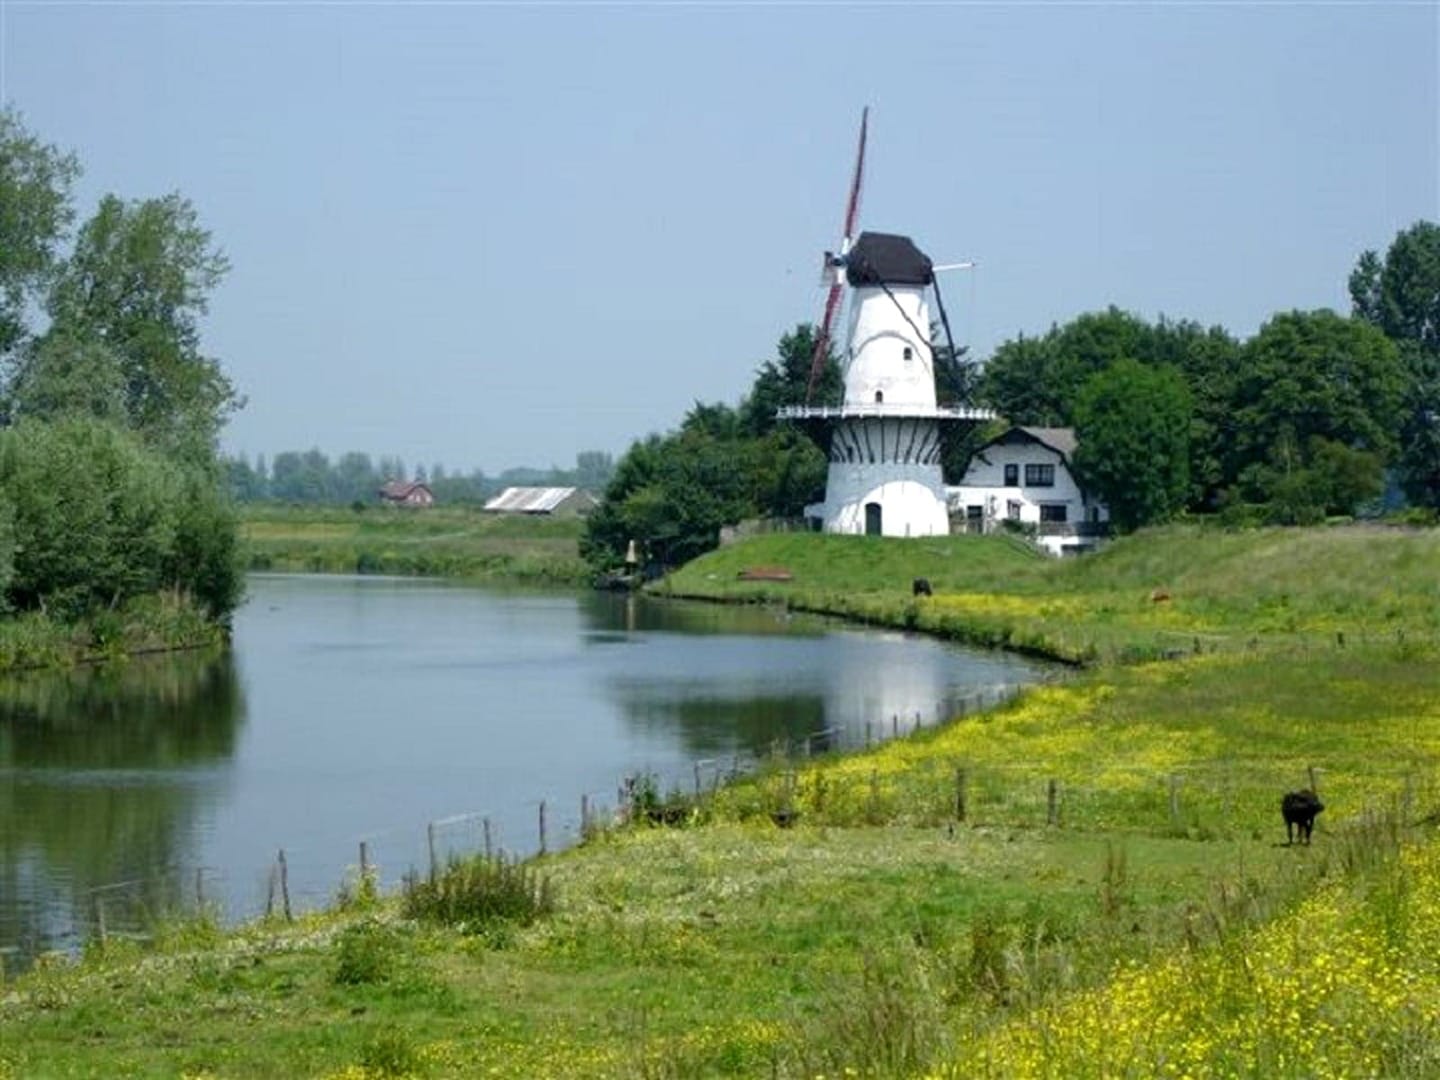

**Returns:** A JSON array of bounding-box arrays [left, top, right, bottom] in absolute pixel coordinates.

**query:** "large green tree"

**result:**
[[45, 193, 238, 454], [1349, 221, 1440, 508], [0, 110, 79, 362], [1227, 310, 1405, 516], [1072, 359, 1192, 532]]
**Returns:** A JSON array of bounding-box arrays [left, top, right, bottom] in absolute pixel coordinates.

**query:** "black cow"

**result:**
[[1281, 789, 1324, 845], [912, 578, 933, 597]]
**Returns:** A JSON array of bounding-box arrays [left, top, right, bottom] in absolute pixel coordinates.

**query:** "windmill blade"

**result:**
[[805, 279, 844, 401], [806, 107, 869, 403], [841, 106, 868, 251]]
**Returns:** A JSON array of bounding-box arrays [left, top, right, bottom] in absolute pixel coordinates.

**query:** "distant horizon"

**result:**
[[6, 3, 1434, 474]]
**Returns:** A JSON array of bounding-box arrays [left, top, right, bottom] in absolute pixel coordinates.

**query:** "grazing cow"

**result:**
[[913, 578, 933, 597], [1282, 789, 1324, 845]]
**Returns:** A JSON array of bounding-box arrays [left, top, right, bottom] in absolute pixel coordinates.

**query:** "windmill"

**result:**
[[779, 108, 992, 538]]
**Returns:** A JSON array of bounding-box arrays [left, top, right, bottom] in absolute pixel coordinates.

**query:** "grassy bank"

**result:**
[[240, 505, 590, 586], [0, 591, 225, 673], [663, 524, 1440, 664], [3, 525, 1439, 1077]]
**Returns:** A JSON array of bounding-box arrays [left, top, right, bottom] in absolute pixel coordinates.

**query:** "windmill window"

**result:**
[[903, 347, 913, 361], [875, 390, 884, 404]]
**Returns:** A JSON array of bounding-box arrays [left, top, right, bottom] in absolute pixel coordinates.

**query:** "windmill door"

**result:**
[[864, 502, 883, 536]]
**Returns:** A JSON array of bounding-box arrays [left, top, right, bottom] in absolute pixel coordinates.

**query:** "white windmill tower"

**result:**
[[779, 109, 992, 537]]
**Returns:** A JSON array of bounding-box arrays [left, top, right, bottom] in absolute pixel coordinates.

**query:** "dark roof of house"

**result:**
[[1016, 426, 1078, 461], [845, 231, 934, 287], [974, 426, 1079, 467], [378, 480, 432, 500]]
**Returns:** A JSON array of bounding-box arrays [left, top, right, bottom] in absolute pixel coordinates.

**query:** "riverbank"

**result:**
[[661, 523, 1440, 665], [240, 505, 591, 586], [0, 591, 225, 674], [3, 524, 1439, 1077]]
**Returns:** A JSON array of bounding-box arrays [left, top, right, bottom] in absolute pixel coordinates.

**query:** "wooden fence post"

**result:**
[[359, 841, 370, 883], [581, 794, 591, 840], [955, 766, 968, 823], [539, 800, 548, 856], [483, 817, 493, 860], [95, 896, 108, 945], [1169, 774, 1182, 828], [427, 822, 439, 882], [278, 848, 293, 922], [1046, 779, 1060, 827]]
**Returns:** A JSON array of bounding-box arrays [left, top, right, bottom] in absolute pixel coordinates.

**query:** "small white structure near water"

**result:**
[[949, 426, 1110, 556]]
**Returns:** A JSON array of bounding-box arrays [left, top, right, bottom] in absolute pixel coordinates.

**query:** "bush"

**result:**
[[331, 919, 403, 986], [401, 854, 555, 933]]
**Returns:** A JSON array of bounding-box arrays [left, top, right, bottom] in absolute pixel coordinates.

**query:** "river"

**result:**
[[0, 574, 1048, 966]]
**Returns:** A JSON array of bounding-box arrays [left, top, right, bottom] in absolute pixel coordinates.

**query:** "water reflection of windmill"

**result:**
[[780, 108, 993, 537]]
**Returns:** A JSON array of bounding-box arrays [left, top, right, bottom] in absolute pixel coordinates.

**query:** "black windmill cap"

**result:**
[[845, 232, 934, 287]]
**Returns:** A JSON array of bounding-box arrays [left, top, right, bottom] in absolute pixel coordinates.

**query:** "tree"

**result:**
[[978, 333, 1063, 426], [1228, 311, 1406, 514], [1072, 359, 1191, 532], [574, 450, 614, 492], [1350, 221, 1440, 508], [46, 193, 237, 453], [5, 330, 127, 425], [0, 417, 179, 617], [1150, 318, 1243, 511], [739, 324, 841, 437], [0, 109, 79, 361]]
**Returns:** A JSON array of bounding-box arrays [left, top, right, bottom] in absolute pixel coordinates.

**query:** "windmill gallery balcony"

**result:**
[[776, 403, 994, 422]]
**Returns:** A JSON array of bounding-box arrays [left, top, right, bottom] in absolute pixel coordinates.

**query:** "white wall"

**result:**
[[818, 459, 950, 538], [842, 285, 936, 409]]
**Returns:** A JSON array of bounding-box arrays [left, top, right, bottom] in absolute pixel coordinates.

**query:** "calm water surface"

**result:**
[[0, 574, 1047, 962]]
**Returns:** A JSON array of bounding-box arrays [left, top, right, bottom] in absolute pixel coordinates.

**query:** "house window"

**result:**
[[1025, 463, 1056, 487], [1003, 464, 1018, 486], [1006, 500, 1021, 521], [1039, 503, 1068, 523]]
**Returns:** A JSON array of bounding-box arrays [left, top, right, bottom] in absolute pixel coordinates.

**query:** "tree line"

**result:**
[[224, 449, 614, 506], [585, 221, 1439, 569], [0, 110, 242, 623]]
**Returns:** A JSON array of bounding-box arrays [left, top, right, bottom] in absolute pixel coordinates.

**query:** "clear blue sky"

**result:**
[[3, 2, 1436, 475]]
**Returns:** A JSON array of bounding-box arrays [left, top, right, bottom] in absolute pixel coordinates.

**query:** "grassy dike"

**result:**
[[240, 506, 590, 586], [3, 525, 1440, 1078]]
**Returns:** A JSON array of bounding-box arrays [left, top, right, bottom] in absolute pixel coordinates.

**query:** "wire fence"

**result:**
[[3, 682, 1032, 971], [26, 679, 1431, 973]]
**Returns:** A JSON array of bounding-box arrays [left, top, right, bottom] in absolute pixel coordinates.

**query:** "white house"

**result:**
[[948, 426, 1110, 556]]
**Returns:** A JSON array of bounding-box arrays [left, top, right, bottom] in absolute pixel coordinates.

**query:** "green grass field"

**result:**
[[240, 505, 590, 586], [3, 523, 1439, 1078]]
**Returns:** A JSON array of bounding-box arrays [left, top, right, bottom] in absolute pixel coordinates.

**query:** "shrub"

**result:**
[[360, 1024, 421, 1077], [332, 919, 403, 986], [401, 854, 554, 933]]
